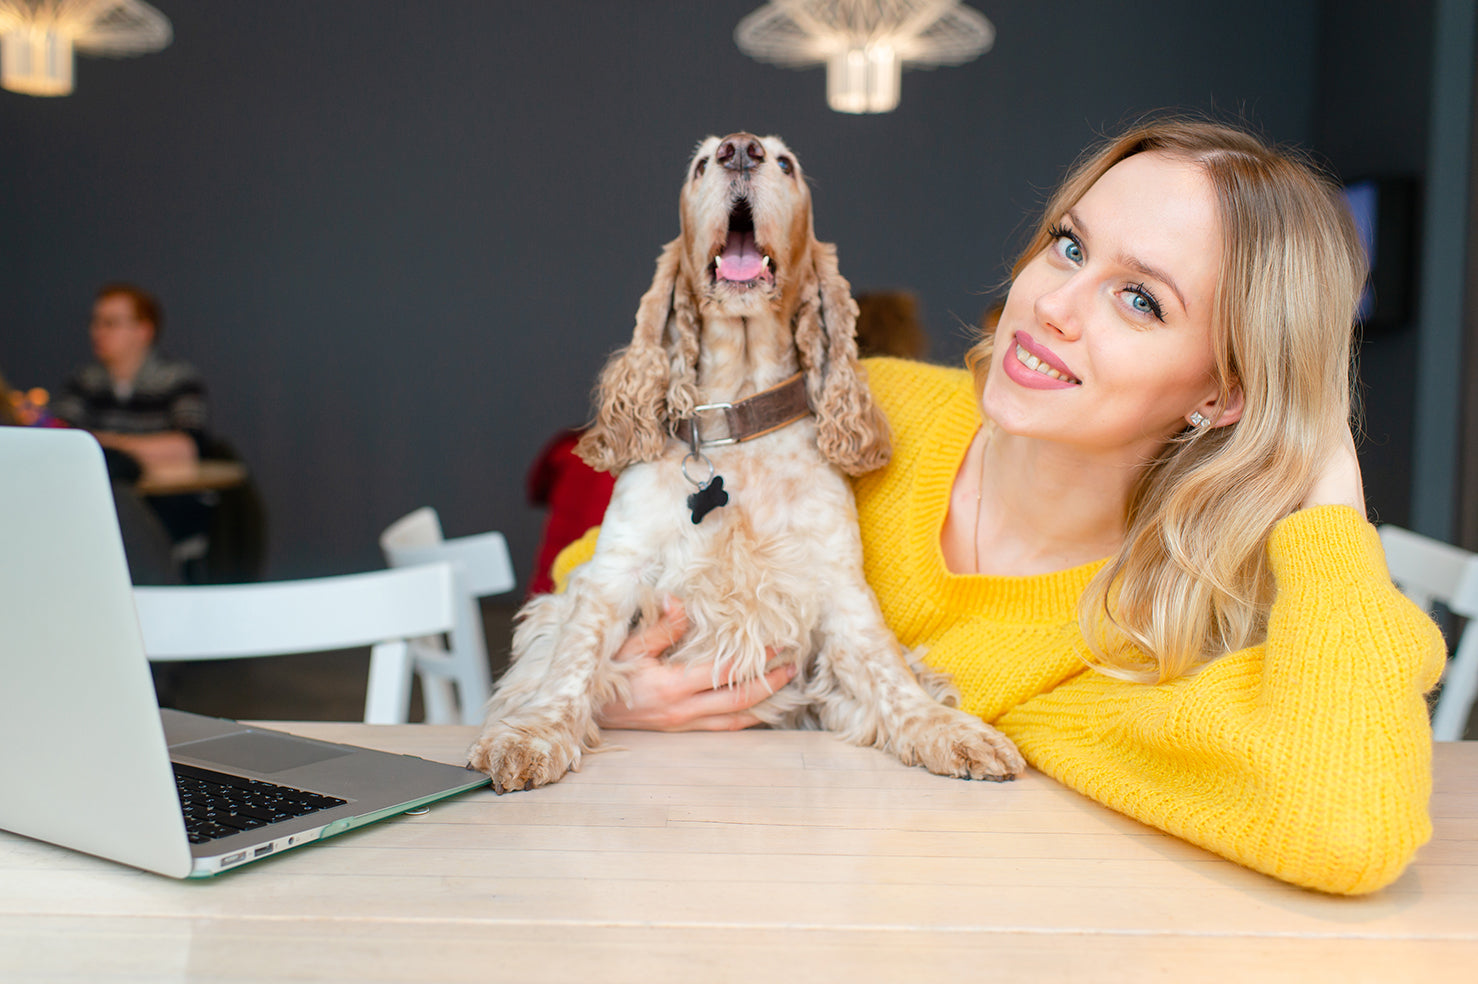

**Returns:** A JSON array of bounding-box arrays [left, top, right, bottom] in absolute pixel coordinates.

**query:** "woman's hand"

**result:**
[[596, 598, 798, 732], [1301, 420, 1366, 514]]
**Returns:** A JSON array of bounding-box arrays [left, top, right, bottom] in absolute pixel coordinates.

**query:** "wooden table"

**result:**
[[2, 726, 1474, 983], [135, 459, 248, 497]]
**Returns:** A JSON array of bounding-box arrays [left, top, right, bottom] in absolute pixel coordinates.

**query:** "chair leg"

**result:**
[[365, 640, 414, 724], [421, 676, 458, 725], [452, 596, 494, 726]]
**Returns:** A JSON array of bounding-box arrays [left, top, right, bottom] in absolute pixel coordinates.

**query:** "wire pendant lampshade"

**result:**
[[0, 0, 171, 96], [735, 0, 994, 114]]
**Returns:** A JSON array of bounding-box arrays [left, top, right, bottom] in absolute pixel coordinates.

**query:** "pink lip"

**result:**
[[1001, 332, 1081, 390]]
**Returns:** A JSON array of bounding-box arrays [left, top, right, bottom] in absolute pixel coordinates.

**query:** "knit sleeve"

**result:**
[[161, 361, 209, 442], [550, 525, 601, 593], [996, 505, 1447, 895]]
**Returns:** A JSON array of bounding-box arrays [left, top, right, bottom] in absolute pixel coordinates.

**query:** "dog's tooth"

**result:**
[[714, 256, 723, 272], [762, 256, 771, 269]]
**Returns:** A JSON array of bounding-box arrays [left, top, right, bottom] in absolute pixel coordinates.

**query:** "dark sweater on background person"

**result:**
[[52, 350, 209, 451]]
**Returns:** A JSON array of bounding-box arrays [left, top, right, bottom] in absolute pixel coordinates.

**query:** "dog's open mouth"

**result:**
[[711, 198, 775, 288]]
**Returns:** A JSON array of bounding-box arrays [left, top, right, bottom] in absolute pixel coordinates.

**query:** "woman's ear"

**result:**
[[1190, 382, 1244, 429]]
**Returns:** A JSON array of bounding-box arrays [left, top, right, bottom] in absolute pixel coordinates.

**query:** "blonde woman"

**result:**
[[555, 118, 1445, 895]]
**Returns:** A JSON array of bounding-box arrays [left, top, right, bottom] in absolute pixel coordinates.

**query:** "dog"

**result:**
[[468, 133, 1025, 791]]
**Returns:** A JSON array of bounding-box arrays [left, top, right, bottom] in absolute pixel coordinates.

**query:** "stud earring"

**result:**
[[1189, 411, 1210, 429]]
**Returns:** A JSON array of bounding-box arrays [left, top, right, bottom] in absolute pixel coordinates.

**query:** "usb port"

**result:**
[[254, 845, 274, 858]]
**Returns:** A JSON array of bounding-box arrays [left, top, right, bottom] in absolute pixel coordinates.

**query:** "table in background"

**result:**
[[2, 727, 1474, 983]]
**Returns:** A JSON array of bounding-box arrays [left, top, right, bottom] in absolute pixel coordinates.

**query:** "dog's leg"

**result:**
[[467, 589, 629, 792], [809, 596, 1026, 781]]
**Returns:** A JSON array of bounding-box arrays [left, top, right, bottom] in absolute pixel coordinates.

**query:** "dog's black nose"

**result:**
[[718, 135, 765, 172]]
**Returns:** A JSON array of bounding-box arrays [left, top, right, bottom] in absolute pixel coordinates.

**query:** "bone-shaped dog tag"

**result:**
[[687, 475, 728, 524]]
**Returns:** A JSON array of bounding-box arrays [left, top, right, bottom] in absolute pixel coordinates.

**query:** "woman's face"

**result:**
[[981, 152, 1237, 462]]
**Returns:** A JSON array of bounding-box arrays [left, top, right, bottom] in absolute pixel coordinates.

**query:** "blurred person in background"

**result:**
[[53, 283, 213, 550]]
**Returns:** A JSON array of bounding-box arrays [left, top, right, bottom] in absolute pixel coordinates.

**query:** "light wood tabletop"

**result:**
[[2, 725, 1474, 983]]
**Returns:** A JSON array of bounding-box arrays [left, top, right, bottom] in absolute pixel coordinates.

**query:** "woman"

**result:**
[[555, 118, 1446, 895]]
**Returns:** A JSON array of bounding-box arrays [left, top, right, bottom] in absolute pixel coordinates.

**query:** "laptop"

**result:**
[[0, 427, 490, 878]]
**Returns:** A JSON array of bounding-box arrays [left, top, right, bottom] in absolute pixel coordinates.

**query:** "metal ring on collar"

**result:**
[[681, 452, 715, 489]]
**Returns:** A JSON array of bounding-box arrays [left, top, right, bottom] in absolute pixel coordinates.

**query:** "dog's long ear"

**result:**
[[577, 239, 694, 473], [794, 241, 892, 476]]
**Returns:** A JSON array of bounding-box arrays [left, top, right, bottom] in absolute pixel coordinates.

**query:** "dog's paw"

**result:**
[[467, 726, 580, 793], [897, 708, 1026, 782]]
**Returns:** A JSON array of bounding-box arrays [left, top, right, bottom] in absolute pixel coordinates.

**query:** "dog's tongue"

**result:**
[[718, 231, 766, 281]]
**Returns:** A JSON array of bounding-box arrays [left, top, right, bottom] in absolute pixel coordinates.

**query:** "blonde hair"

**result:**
[[967, 117, 1367, 682]]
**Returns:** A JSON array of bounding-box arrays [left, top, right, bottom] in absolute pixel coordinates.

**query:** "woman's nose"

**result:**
[[1034, 276, 1085, 340]]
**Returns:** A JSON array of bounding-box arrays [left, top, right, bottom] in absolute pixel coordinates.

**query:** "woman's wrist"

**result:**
[[1299, 431, 1366, 514]]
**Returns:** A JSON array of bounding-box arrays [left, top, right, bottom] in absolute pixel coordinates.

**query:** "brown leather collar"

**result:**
[[671, 373, 811, 449]]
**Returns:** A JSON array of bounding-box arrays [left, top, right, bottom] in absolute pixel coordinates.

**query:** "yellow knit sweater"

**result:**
[[554, 357, 1447, 895]]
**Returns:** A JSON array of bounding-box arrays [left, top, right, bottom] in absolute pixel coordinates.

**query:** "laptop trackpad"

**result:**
[[173, 731, 353, 774]]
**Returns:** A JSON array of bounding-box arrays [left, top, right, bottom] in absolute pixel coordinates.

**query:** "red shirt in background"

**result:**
[[525, 428, 616, 596]]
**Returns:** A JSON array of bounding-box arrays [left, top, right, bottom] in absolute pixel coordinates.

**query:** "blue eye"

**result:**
[[1125, 282, 1165, 321], [1046, 224, 1083, 264]]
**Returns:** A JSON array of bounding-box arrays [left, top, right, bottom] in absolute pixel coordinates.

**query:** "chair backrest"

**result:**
[[380, 507, 516, 725], [1379, 525, 1478, 616], [134, 563, 456, 724], [380, 506, 444, 556], [1378, 525, 1478, 741]]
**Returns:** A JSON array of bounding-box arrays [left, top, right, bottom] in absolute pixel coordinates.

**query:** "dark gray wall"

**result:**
[[1312, 0, 1437, 528], [0, 1, 1357, 583]]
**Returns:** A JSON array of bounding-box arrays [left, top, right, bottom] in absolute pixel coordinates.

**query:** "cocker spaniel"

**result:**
[[469, 133, 1025, 791]]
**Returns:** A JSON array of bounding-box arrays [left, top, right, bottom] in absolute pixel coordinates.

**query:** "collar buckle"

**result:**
[[670, 373, 811, 450], [686, 402, 738, 448]]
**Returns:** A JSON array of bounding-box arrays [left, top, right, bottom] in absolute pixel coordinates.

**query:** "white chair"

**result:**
[[1379, 525, 1478, 741], [134, 563, 456, 725], [380, 507, 517, 725]]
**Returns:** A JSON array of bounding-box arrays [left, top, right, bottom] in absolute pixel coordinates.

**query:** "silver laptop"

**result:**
[[0, 427, 489, 878]]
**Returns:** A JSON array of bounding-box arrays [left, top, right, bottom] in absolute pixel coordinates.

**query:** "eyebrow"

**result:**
[[1066, 209, 1189, 313]]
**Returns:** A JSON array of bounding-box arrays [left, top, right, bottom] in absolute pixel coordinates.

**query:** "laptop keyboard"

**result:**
[[173, 762, 347, 844]]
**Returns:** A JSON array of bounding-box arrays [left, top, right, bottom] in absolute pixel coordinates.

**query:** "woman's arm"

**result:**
[[997, 506, 1447, 895], [1301, 420, 1366, 512]]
